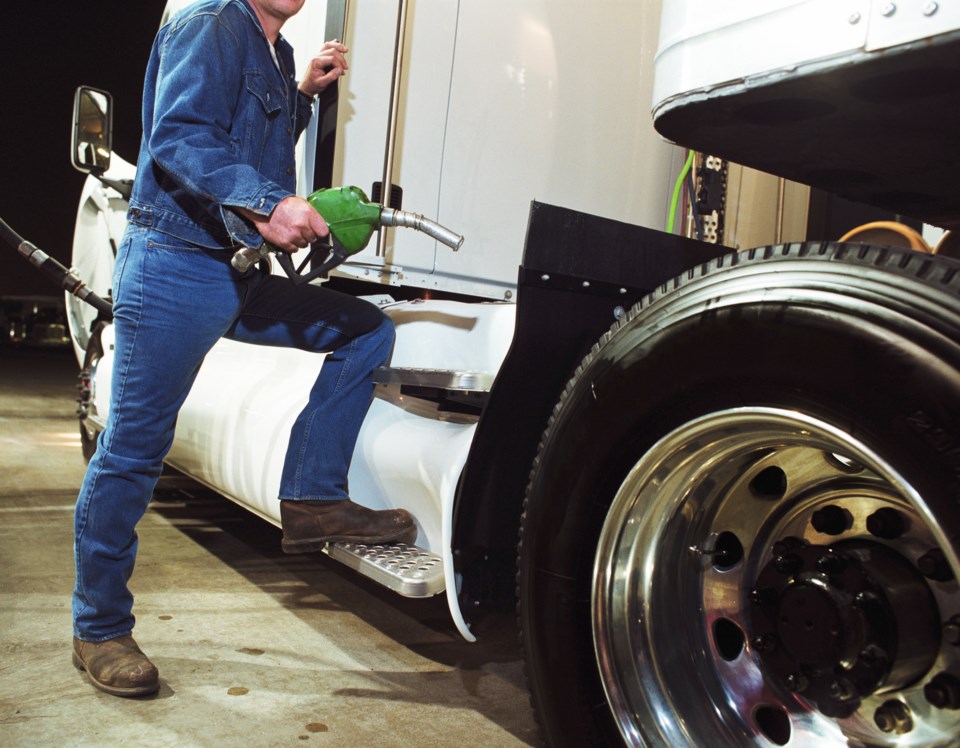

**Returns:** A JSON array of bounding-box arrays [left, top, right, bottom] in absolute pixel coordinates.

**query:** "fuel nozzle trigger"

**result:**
[[274, 234, 354, 285]]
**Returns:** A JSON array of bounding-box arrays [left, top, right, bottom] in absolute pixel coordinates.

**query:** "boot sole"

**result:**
[[281, 524, 418, 554], [72, 651, 160, 698]]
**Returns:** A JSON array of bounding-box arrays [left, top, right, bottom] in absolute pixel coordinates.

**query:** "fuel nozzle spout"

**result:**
[[379, 207, 463, 251]]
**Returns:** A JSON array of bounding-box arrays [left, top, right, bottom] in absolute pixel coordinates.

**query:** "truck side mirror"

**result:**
[[71, 86, 113, 175]]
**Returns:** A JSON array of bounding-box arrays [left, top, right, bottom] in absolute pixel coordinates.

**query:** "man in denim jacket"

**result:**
[[72, 0, 416, 697]]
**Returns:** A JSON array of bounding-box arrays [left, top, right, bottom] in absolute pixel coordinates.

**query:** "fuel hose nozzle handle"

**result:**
[[230, 186, 464, 284]]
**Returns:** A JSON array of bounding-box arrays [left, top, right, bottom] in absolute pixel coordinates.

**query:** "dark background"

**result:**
[[2, 3, 167, 297]]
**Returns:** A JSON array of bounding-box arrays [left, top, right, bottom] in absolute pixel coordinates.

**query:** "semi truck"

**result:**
[[53, 0, 960, 745]]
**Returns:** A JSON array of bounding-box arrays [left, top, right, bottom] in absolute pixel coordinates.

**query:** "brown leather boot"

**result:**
[[72, 635, 160, 697], [280, 499, 417, 553]]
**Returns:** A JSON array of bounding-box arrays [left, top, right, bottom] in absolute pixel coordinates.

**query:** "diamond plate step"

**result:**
[[324, 541, 445, 597]]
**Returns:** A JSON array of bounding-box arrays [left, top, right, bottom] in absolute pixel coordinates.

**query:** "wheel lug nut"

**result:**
[[774, 554, 802, 575], [749, 587, 778, 606], [816, 552, 847, 574], [785, 672, 808, 693], [857, 644, 888, 670], [866, 508, 907, 540], [828, 679, 856, 702], [944, 616, 960, 646], [925, 672, 960, 709], [853, 590, 879, 609], [875, 712, 894, 733], [752, 634, 777, 654], [917, 548, 954, 582], [811, 505, 851, 536], [874, 700, 913, 734], [771, 536, 804, 556]]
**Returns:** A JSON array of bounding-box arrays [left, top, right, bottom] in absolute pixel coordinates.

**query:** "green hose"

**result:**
[[667, 150, 695, 235]]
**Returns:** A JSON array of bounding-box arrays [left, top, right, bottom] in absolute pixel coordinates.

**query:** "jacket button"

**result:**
[[287, 167, 293, 175]]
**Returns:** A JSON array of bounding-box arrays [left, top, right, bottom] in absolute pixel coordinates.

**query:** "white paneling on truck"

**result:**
[[45, 0, 960, 745]]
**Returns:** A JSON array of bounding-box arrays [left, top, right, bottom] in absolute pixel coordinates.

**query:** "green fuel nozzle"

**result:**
[[231, 186, 464, 283]]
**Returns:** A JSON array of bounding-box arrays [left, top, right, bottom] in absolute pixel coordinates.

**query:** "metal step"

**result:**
[[373, 366, 494, 391], [373, 366, 492, 423], [324, 540, 445, 597]]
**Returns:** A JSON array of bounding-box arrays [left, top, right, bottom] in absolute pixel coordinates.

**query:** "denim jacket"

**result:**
[[127, 0, 314, 249]]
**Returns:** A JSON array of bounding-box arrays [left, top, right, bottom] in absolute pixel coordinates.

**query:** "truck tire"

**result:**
[[518, 242, 960, 747]]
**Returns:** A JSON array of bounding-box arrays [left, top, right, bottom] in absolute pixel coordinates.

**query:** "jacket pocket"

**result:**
[[244, 71, 282, 116], [241, 71, 284, 171]]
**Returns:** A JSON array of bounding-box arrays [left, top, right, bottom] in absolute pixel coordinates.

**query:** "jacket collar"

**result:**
[[237, 0, 292, 48]]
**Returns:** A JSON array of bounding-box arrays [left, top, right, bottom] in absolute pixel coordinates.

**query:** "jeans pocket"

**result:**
[[113, 225, 147, 293], [140, 231, 246, 330], [144, 231, 206, 254]]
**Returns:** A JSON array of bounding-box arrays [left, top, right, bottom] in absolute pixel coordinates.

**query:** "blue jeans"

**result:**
[[73, 226, 394, 641]]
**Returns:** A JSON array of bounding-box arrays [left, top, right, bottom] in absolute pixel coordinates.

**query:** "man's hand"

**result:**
[[240, 196, 329, 252], [299, 40, 349, 97]]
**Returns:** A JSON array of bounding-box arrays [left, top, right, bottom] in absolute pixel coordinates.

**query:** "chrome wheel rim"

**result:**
[[592, 407, 960, 747]]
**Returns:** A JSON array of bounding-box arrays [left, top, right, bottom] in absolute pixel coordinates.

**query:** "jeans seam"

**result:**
[[103, 256, 144, 453], [278, 495, 343, 502], [76, 630, 134, 644], [290, 336, 357, 498], [292, 407, 318, 497], [75, 242, 144, 626], [332, 337, 358, 397], [238, 310, 348, 337]]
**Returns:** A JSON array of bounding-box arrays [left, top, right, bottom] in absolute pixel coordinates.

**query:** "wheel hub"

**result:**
[[749, 538, 941, 717], [591, 408, 960, 746]]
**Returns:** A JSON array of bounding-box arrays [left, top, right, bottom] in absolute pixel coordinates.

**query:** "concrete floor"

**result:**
[[0, 345, 539, 747]]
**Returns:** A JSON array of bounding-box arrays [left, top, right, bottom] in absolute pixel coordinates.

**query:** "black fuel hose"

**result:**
[[0, 215, 113, 319]]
